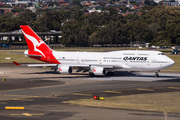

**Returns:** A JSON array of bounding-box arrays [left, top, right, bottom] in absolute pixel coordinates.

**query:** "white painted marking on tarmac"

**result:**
[[0, 71, 10, 74], [10, 113, 44, 116], [5, 57, 11, 60], [23, 113, 32, 116]]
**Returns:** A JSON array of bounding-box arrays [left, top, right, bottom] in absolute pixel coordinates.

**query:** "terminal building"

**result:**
[[162, 0, 179, 6]]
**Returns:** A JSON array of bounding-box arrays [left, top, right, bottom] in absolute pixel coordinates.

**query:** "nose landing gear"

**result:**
[[154, 71, 159, 77]]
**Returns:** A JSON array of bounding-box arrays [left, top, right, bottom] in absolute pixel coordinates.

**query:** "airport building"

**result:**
[[162, 0, 179, 6]]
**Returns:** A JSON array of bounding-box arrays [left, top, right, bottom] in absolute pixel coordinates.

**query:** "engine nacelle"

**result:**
[[90, 67, 106, 76], [58, 66, 72, 74]]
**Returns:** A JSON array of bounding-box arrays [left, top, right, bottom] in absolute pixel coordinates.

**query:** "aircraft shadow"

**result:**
[[135, 74, 179, 78], [21, 71, 180, 79], [156, 78, 180, 82]]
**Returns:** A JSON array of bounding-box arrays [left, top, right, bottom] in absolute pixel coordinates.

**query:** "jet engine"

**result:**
[[90, 67, 106, 76], [58, 66, 72, 74]]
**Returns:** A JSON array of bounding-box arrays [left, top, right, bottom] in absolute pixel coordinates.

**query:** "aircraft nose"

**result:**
[[160, 57, 175, 69], [167, 57, 175, 67], [170, 59, 175, 66]]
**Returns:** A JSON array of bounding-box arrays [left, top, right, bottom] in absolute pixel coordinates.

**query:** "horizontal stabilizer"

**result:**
[[25, 54, 42, 57], [13, 61, 21, 66], [26, 64, 58, 67], [9, 52, 42, 57], [12, 61, 58, 67]]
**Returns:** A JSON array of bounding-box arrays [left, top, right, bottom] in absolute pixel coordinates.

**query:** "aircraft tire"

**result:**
[[155, 74, 159, 77], [89, 73, 95, 77], [106, 72, 115, 76]]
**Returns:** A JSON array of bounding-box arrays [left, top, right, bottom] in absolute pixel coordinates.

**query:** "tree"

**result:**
[[145, 0, 157, 6], [61, 19, 90, 47], [70, 0, 81, 6], [145, 0, 151, 6], [158, 1, 163, 5], [109, 7, 118, 16]]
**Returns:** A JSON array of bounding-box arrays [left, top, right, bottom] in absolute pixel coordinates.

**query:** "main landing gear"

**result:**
[[154, 71, 159, 77]]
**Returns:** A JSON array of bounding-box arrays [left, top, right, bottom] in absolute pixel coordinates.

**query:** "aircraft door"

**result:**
[[146, 60, 150, 65], [77, 57, 80, 64], [99, 57, 103, 64]]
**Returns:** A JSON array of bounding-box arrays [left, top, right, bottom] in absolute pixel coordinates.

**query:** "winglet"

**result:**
[[12, 61, 21, 66]]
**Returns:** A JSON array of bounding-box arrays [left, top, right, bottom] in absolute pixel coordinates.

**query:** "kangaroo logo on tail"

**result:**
[[21, 30, 46, 57], [20, 25, 52, 58], [20, 25, 60, 64]]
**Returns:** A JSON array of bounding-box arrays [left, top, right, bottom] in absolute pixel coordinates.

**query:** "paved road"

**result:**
[[0, 64, 180, 120]]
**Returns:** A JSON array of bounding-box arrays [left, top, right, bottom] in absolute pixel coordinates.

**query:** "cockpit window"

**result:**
[[158, 53, 164, 55]]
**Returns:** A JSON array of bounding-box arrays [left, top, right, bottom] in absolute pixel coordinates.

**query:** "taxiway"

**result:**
[[0, 64, 180, 120]]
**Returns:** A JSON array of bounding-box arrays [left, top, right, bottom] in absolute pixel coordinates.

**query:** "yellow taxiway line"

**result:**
[[73, 93, 92, 96], [137, 88, 154, 91], [11, 98, 33, 101], [5, 106, 25, 110], [104, 91, 122, 94], [168, 87, 180, 89]]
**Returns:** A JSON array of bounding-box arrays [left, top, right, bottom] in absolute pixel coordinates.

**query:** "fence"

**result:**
[[0, 44, 142, 50]]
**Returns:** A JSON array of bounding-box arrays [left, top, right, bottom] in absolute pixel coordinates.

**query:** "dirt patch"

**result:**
[[64, 92, 180, 113]]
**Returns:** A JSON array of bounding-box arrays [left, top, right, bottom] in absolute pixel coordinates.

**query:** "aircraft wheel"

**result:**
[[154, 73, 159, 77], [89, 73, 94, 77], [106, 72, 115, 76]]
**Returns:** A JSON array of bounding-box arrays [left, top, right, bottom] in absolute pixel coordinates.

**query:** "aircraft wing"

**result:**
[[60, 64, 131, 69], [13, 61, 131, 69], [12, 61, 57, 67], [95, 64, 131, 69], [67, 64, 131, 73]]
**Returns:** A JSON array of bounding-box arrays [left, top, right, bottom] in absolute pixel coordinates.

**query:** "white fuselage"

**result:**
[[52, 50, 174, 72]]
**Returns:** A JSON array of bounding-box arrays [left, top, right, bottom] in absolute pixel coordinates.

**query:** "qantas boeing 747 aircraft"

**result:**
[[13, 25, 175, 77]]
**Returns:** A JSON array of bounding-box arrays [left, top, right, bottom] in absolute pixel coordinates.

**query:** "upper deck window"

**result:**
[[138, 54, 149, 56], [123, 53, 135, 55], [158, 53, 164, 55]]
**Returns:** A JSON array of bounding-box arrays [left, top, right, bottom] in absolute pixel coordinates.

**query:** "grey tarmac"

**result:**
[[0, 63, 180, 120]]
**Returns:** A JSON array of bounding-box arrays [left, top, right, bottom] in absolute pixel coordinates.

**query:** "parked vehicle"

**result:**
[[172, 49, 179, 54], [2, 44, 11, 48]]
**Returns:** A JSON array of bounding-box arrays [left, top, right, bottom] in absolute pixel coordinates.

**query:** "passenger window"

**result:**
[[158, 53, 164, 55]]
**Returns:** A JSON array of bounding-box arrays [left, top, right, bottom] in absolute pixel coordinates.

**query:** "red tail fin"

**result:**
[[20, 25, 60, 64], [20, 25, 51, 57]]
